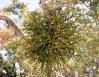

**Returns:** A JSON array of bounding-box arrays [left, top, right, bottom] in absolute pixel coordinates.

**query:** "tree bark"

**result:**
[[0, 15, 23, 36]]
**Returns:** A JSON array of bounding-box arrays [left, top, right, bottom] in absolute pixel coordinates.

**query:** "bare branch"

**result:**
[[0, 15, 23, 36]]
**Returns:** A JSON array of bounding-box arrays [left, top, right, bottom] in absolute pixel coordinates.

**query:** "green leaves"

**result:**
[[22, 7, 81, 75]]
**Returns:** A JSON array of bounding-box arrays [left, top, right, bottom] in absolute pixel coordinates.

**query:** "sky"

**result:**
[[0, 0, 40, 11]]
